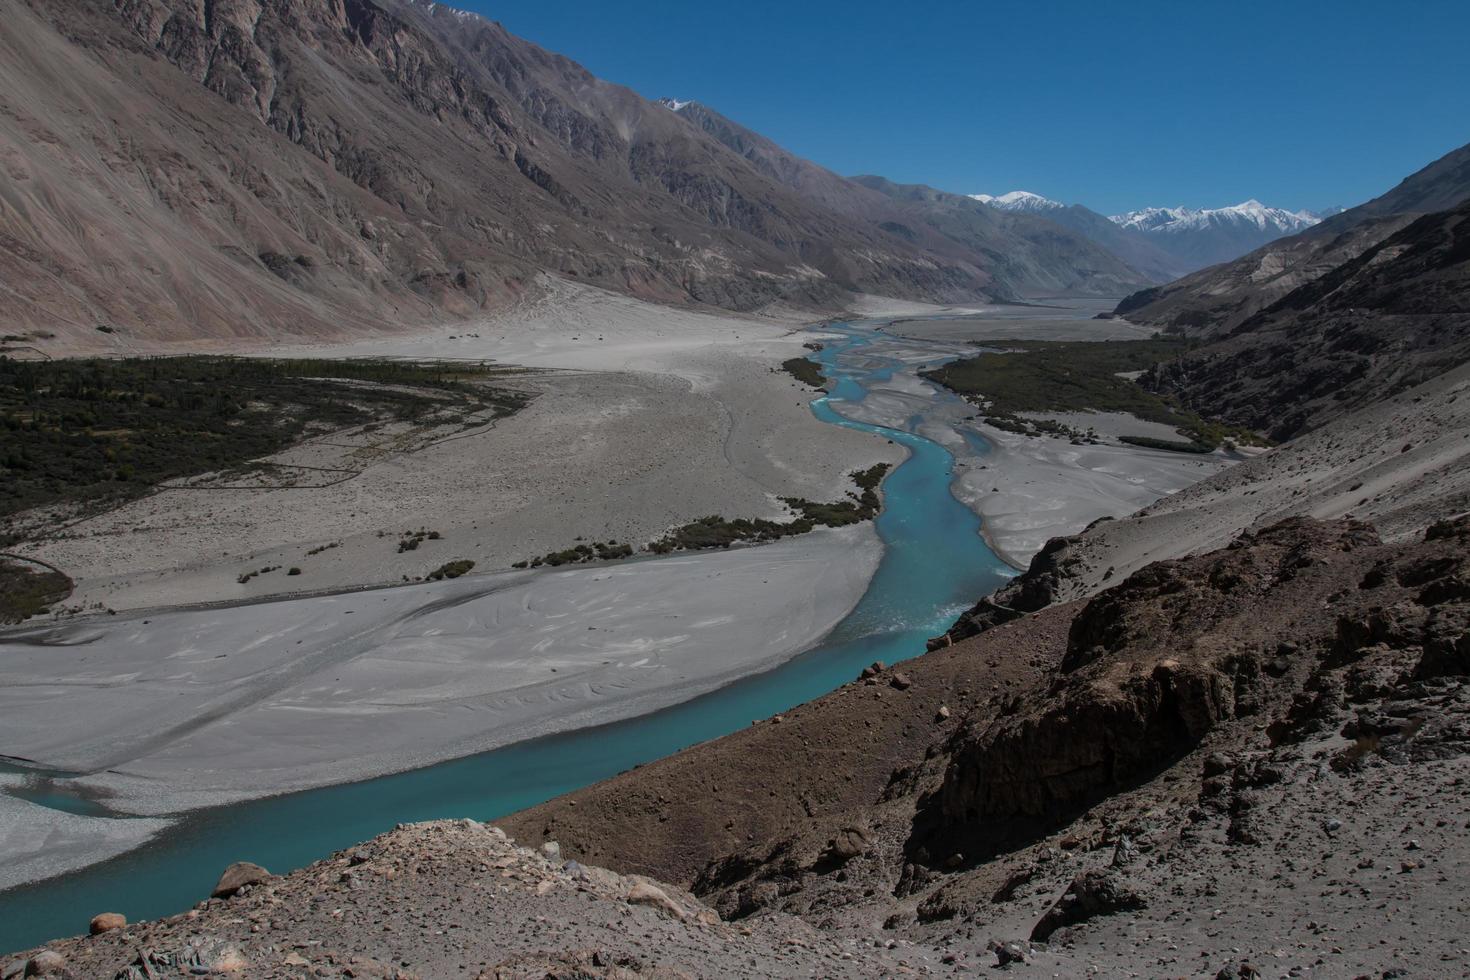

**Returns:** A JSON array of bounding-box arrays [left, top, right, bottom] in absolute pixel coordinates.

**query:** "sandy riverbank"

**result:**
[[0, 783, 170, 892], [0, 522, 880, 888], [1026, 361, 1470, 603], [820, 313, 1235, 568]]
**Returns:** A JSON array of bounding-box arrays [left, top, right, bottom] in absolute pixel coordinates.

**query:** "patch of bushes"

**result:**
[[922, 338, 1264, 450], [1118, 435, 1215, 454], [397, 529, 441, 553], [511, 464, 893, 567], [513, 540, 635, 569], [427, 559, 475, 581], [237, 565, 281, 584], [648, 463, 890, 553], [0, 559, 72, 623], [780, 357, 826, 390], [0, 356, 529, 539]]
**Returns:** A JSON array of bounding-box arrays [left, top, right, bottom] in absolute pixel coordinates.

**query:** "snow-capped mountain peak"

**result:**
[[1109, 201, 1321, 235], [657, 97, 694, 112], [969, 190, 1065, 213]]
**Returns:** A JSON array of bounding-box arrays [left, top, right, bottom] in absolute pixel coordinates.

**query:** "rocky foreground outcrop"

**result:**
[[505, 515, 1470, 977], [6, 820, 911, 979]]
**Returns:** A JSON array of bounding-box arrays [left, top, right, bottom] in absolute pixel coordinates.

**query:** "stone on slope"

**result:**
[[87, 914, 124, 936], [1030, 869, 1146, 940], [210, 862, 270, 899], [626, 880, 686, 919]]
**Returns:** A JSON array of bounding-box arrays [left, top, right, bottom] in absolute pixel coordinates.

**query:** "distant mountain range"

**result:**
[[970, 190, 1338, 278]]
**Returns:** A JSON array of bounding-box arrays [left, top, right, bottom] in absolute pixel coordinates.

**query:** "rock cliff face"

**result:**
[[932, 518, 1384, 837], [0, 0, 1149, 348]]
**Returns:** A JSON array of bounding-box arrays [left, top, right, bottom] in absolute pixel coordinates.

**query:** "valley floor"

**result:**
[[0, 284, 1247, 934]]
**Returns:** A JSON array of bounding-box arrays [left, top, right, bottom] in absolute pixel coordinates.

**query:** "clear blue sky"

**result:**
[[452, 0, 1468, 215]]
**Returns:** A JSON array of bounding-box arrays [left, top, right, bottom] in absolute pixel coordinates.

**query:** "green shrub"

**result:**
[[780, 357, 826, 390], [427, 559, 475, 581]]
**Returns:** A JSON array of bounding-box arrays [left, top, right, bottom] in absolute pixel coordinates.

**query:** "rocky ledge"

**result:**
[[5, 819, 919, 978]]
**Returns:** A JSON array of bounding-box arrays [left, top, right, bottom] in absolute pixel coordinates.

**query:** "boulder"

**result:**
[[626, 879, 686, 919], [824, 826, 871, 863], [211, 861, 270, 899], [1031, 869, 1146, 940], [88, 912, 125, 935], [22, 951, 65, 977]]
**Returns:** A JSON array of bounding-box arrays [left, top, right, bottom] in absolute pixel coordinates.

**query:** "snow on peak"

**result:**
[[1109, 200, 1321, 235], [657, 98, 694, 112], [969, 190, 1064, 213], [404, 0, 484, 24]]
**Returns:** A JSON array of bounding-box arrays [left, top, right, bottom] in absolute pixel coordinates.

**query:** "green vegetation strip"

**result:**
[[513, 541, 636, 569], [648, 463, 888, 554], [0, 356, 529, 540], [0, 558, 72, 624], [512, 464, 891, 567], [427, 559, 475, 581], [921, 338, 1263, 449]]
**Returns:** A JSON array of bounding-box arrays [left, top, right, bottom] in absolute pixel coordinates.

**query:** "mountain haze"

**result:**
[[847, 176, 1150, 297], [973, 190, 1325, 280], [660, 100, 1152, 298]]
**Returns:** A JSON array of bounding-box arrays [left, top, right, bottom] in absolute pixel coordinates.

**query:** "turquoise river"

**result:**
[[0, 321, 1014, 952]]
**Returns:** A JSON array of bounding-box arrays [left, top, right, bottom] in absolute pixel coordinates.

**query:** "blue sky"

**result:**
[[455, 0, 1468, 215]]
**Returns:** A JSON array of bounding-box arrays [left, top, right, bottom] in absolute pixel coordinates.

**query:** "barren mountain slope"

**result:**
[[0, 0, 1148, 349], [1035, 202, 1190, 283], [1114, 140, 1470, 336], [8, 819, 922, 978]]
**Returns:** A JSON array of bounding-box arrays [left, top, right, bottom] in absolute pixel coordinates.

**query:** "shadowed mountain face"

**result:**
[[1146, 197, 1470, 441], [0, 0, 1149, 348], [1114, 141, 1470, 337]]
